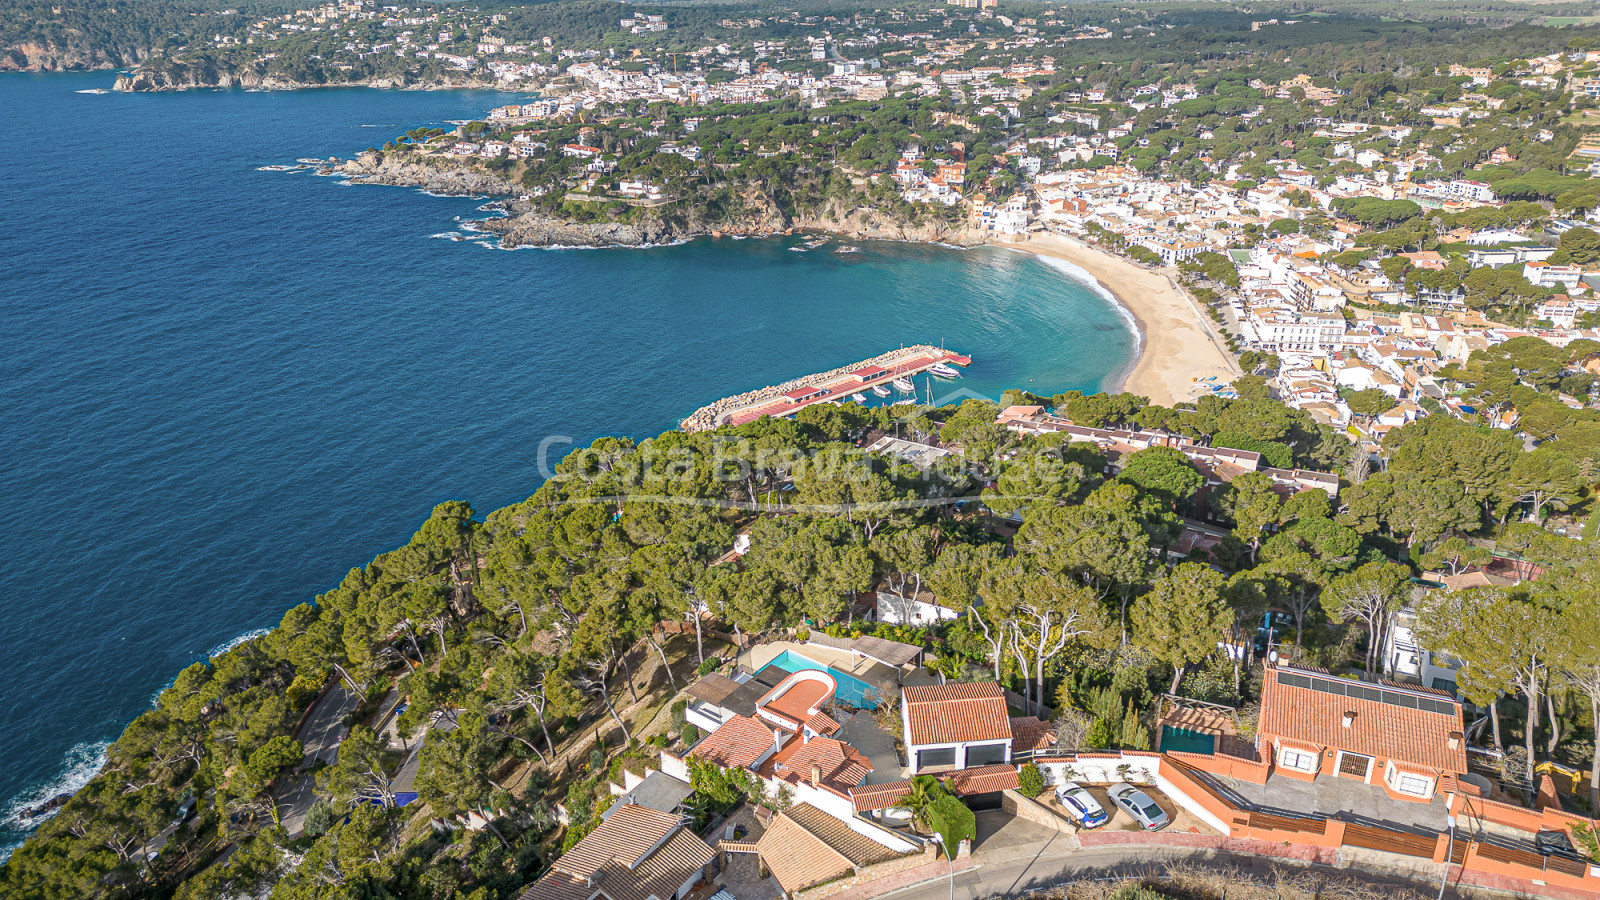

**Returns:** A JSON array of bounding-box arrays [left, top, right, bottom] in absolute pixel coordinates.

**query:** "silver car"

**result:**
[[1107, 782, 1170, 831]]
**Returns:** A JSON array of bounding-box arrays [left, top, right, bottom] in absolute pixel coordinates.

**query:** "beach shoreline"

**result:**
[[1012, 232, 1240, 407]]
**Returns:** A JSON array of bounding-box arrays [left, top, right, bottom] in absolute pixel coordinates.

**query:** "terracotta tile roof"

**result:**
[[944, 764, 1019, 796], [771, 737, 873, 795], [851, 779, 913, 813], [902, 682, 1012, 746], [690, 715, 780, 769], [757, 803, 899, 893], [1008, 716, 1055, 753], [1260, 667, 1467, 773], [805, 711, 841, 736], [519, 804, 715, 900]]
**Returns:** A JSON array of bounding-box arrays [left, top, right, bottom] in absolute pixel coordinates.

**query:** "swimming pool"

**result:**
[[761, 649, 882, 709], [1160, 725, 1216, 755]]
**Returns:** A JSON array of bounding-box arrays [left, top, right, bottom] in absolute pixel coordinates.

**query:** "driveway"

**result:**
[[837, 711, 906, 784]]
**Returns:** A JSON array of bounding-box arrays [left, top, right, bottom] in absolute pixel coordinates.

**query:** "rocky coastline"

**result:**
[[111, 61, 497, 92], [334, 150, 989, 250], [678, 345, 945, 431], [1, 39, 144, 72]]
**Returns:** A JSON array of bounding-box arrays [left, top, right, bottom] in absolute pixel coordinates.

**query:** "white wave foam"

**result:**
[[1, 740, 111, 846], [1030, 254, 1144, 356], [430, 232, 464, 240], [207, 627, 272, 660]]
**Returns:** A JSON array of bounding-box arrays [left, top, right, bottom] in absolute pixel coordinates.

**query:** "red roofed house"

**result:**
[[901, 682, 1014, 773], [1257, 664, 1467, 802]]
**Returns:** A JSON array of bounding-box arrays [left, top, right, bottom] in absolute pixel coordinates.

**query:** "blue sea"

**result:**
[[0, 72, 1135, 852]]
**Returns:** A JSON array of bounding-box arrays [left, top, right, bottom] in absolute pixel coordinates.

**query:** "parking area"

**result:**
[[1043, 783, 1218, 836]]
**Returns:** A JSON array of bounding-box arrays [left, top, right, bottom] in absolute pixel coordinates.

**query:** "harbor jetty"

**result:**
[[680, 345, 972, 432]]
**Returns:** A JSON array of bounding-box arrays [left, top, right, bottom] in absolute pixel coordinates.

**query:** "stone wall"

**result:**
[[1000, 788, 1079, 837]]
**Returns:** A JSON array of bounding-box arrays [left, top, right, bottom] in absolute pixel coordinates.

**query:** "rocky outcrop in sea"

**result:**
[[338, 151, 522, 197]]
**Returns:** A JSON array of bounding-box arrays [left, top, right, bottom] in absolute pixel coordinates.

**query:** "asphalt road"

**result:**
[[876, 812, 1470, 900], [275, 680, 359, 836]]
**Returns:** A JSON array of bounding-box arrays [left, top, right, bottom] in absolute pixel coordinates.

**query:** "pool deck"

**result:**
[[740, 641, 938, 702]]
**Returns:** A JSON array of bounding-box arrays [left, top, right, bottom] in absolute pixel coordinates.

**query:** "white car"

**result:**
[[1107, 782, 1170, 831], [1053, 782, 1108, 828]]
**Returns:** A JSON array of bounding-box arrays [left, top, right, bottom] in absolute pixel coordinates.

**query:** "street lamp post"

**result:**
[[930, 833, 954, 900]]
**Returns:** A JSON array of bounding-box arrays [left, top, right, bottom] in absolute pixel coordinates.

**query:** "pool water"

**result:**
[[762, 650, 882, 709], [1161, 725, 1216, 755]]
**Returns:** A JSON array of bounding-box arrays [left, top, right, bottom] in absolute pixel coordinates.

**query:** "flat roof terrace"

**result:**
[[761, 676, 833, 726]]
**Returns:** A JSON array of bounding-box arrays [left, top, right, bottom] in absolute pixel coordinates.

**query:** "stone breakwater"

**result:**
[[679, 345, 943, 432]]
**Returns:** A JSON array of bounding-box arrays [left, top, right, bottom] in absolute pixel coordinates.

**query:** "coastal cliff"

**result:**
[[338, 151, 523, 197], [336, 150, 988, 249], [1, 39, 143, 71], [112, 60, 496, 92]]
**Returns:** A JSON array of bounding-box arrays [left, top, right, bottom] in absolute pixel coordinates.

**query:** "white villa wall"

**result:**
[[660, 751, 691, 783], [686, 705, 726, 734], [1034, 754, 1159, 786]]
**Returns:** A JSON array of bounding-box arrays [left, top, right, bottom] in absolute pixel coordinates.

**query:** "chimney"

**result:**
[[1448, 731, 1462, 750], [1341, 711, 1356, 728], [811, 764, 822, 788]]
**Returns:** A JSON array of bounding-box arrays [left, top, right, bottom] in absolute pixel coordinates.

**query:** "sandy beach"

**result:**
[[1015, 232, 1240, 407]]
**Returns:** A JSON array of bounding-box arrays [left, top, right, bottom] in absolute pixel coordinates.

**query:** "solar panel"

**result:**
[[1277, 669, 1457, 717]]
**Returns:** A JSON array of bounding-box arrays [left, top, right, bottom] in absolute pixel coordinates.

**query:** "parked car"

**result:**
[[1107, 782, 1170, 831], [1053, 782, 1109, 828]]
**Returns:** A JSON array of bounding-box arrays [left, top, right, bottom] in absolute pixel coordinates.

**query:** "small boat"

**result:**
[[893, 398, 918, 407], [928, 362, 960, 379], [836, 246, 860, 254], [871, 385, 893, 398], [893, 377, 915, 393], [851, 393, 868, 403], [76, 88, 111, 94]]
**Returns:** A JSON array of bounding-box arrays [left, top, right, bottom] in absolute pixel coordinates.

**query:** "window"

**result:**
[[1279, 747, 1317, 772], [1394, 772, 1432, 796], [916, 748, 956, 770], [965, 743, 1008, 767]]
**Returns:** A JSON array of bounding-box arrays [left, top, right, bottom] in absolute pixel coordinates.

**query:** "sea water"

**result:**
[[0, 71, 1134, 853]]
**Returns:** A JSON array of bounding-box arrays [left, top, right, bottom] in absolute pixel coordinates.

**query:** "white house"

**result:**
[[874, 591, 960, 626], [901, 682, 1013, 772]]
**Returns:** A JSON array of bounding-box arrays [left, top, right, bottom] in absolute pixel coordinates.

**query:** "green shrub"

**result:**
[[1017, 763, 1046, 798], [696, 658, 721, 676], [670, 699, 688, 731], [682, 723, 700, 746], [926, 795, 976, 857]]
